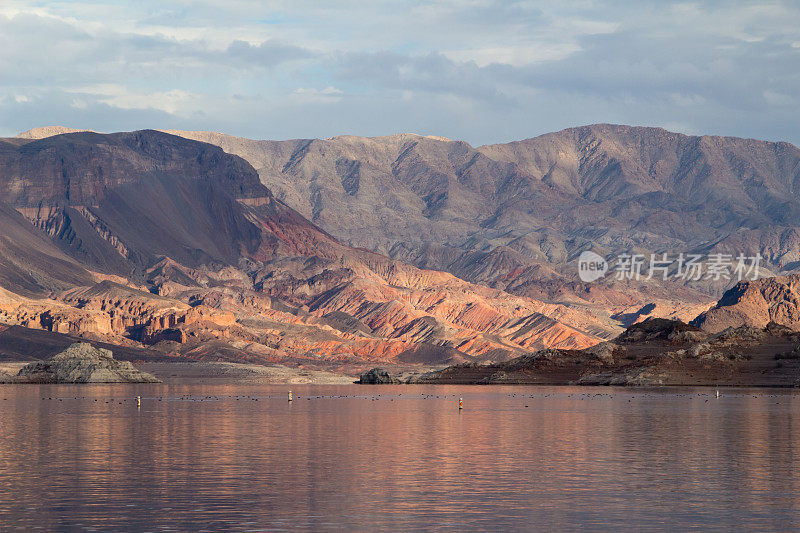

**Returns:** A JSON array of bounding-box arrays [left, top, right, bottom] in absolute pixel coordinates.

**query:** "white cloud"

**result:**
[[66, 84, 195, 114], [291, 86, 344, 104], [669, 93, 706, 107], [763, 90, 794, 106], [443, 43, 581, 67]]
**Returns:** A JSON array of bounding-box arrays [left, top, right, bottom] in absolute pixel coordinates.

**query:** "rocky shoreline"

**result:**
[[357, 319, 800, 388], [4, 318, 800, 388]]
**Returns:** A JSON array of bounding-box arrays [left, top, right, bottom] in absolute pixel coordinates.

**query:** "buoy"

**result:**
[[136, 395, 141, 407], [716, 390, 720, 398], [459, 397, 463, 410], [288, 390, 293, 402]]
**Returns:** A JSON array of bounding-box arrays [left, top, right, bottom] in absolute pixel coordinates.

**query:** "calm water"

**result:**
[[1, 385, 799, 531]]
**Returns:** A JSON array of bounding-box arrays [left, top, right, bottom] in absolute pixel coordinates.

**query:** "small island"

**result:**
[[6, 342, 160, 383]]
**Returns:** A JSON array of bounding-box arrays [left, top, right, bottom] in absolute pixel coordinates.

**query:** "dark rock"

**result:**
[[356, 368, 400, 384], [615, 318, 701, 344]]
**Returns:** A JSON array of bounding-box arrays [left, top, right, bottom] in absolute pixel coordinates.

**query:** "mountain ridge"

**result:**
[[19, 123, 793, 150]]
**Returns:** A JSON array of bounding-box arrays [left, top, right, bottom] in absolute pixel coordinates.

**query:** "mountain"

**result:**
[[1, 130, 273, 275], [157, 125, 800, 305], [0, 129, 611, 366], [16, 126, 90, 139], [692, 273, 800, 332]]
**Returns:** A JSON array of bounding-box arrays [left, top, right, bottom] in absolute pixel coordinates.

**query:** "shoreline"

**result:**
[[2, 359, 798, 388]]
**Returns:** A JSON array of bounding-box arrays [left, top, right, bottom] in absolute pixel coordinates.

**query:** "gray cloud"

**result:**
[[225, 40, 314, 67], [331, 51, 513, 105]]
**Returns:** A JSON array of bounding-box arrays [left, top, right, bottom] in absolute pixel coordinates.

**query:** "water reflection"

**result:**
[[0, 385, 799, 530]]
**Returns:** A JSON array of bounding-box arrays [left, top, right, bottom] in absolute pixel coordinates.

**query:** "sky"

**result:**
[[1, 0, 799, 145]]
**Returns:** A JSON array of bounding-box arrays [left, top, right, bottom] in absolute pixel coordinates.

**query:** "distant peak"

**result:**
[[16, 126, 93, 139], [325, 133, 452, 142], [159, 129, 232, 139]]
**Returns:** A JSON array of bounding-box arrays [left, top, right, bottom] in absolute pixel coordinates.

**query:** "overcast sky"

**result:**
[[1, 1, 799, 145]]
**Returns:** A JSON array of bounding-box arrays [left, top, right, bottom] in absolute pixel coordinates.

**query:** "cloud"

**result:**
[[68, 85, 198, 114], [0, 89, 179, 136], [331, 51, 511, 104], [0, 1, 799, 146], [225, 40, 315, 67], [291, 86, 344, 104]]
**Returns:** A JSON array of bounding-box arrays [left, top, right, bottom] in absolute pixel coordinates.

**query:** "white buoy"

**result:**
[[716, 390, 720, 398], [288, 390, 293, 402]]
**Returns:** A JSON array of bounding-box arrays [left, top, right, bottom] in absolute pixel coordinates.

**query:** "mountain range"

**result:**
[[3, 124, 800, 369]]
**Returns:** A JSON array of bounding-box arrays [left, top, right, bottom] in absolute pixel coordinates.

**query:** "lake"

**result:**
[[0, 384, 799, 531]]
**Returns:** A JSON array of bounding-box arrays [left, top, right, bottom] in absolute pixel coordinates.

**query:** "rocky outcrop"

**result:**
[[411, 348, 606, 384], [615, 318, 705, 344], [12, 342, 160, 383], [692, 274, 800, 333], [357, 368, 400, 384]]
